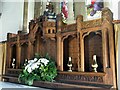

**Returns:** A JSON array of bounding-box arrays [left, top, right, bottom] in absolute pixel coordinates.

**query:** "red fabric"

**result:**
[[62, 0, 68, 18], [91, 0, 96, 5]]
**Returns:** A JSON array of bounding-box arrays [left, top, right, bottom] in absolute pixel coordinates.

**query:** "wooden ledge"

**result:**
[[2, 75, 18, 79], [113, 20, 120, 24], [1, 75, 112, 89], [7, 68, 22, 71]]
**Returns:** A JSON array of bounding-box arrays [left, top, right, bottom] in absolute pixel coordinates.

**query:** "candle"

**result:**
[[13, 58, 15, 62], [69, 57, 72, 61], [93, 55, 96, 61]]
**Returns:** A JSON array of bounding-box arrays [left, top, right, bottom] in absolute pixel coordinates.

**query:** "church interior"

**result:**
[[0, 0, 120, 89]]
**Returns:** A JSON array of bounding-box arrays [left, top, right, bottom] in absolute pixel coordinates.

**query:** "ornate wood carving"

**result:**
[[6, 69, 22, 77], [82, 30, 102, 38], [81, 19, 102, 29], [62, 24, 76, 32], [57, 72, 104, 83], [43, 21, 55, 27], [8, 37, 17, 42], [62, 33, 77, 42], [20, 34, 28, 41]]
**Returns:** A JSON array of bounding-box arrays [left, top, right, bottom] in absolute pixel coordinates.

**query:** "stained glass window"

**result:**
[[85, 0, 104, 20]]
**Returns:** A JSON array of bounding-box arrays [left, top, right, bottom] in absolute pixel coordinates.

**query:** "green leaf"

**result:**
[[27, 79, 33, 86]]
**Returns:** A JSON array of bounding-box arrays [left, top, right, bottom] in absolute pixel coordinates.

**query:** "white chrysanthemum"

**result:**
[[39, 58, 49, 66], [25, 65, 28, 70], [28, 59, 34, 64], [27, 67, 32, 73], [44, 61, 49, 66], [34, 58, 38, 62], [24, 58, 50, 73], [31, 63, 39, 70], [38, 59, 41, 63], [25, 63, 31, 70]]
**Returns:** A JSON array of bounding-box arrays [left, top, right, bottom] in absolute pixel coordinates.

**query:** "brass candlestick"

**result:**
[[91, 55, 98, 72], [67, 57, 72, 72], [12, 58, 15, 69], [24, 59, 28, 66]]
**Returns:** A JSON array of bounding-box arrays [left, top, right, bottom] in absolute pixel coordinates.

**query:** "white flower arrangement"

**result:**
[[18, 55, 57, 86], [25, 58, 49, 73]]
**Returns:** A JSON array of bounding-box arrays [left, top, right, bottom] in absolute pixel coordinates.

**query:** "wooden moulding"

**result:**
[[6, 68, 22, 77], [112, 20, 120, 24]]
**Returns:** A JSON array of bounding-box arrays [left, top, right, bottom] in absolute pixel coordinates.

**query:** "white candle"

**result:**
[[93, 55, 96, 60], [69, 57, 72, 61], [13, 58, 15, 62]]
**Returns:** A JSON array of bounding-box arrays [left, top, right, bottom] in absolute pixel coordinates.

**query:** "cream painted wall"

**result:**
[[0, 1, 24, 42], [117, 24, 120, 90], [0, 42, 6, 81], [111, 0, 119, 20], [104, 0, 120, 20], [118, 1, 120, 20], [0, 1, 3, 41]]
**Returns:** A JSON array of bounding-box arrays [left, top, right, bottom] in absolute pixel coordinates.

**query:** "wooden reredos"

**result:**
[[4, 8, 117, 88]]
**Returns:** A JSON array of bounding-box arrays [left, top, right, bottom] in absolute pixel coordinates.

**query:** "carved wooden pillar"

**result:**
[[16, 36, 21, 69], [77, 32, 80, 71], [102, 7, 117, 88], [80, 33, 84, 72], [102, 28, 109, 71], [7, 44, 12, 68], [56, 14, 63, 71], [76, 15, 83, 71], [108, 26, 117, 88], [57, 36, 63, 71], [61, 41, 63, 71]]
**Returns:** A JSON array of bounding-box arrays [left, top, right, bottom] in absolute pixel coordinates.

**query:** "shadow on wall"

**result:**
[[119, 1, 120, 19]]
